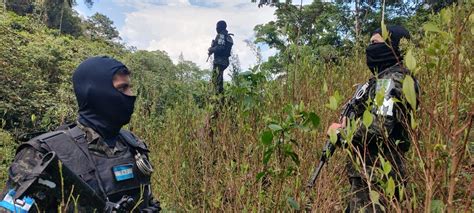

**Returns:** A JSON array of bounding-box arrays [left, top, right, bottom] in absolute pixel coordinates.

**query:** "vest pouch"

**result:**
[[91, 148, 150, 202]]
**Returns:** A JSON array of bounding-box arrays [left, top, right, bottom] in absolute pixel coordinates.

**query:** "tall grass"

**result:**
[[130, 3, 473, 212]]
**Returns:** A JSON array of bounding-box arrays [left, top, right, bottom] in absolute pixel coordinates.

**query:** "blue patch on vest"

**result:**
[[0, 189, 35, 213], [113, 164, 134, 181]]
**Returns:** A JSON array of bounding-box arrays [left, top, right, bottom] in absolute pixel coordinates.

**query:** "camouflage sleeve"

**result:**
[[1, 147, 43, 195], [1, 146, 58, 211]]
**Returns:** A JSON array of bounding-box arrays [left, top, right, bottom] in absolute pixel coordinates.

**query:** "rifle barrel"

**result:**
[[306, 140, 336, 189], [307, 160, 325, 188]]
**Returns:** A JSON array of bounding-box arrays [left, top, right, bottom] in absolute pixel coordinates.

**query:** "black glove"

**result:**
[[140, 198, 161, 212], [104, 196, 135, 213]]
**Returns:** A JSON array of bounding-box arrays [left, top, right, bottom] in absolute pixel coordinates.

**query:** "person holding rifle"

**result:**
[[323, 25, 420, 212], [208, 20, 234, 101]]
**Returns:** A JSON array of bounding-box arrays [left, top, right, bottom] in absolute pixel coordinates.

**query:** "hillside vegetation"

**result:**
[[1, 1, 473, 212]]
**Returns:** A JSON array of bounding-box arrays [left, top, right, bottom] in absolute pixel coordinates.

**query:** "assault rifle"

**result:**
[[0, 151, 133, 212], [306, 100, 355, 189], [306, 140, 336, 188], [206, 39, 215, 62]]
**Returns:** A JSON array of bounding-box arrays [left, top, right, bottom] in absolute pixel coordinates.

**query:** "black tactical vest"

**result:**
[[223, 34, 233, 57], [19, 124, 152, 209]]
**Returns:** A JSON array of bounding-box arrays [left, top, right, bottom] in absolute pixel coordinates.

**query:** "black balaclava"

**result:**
[[73, 56, 136, 140], [216, 20, 227, 34], [366, 25, 411, 74]]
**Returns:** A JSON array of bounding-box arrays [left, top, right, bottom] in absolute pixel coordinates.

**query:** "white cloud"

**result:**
[[119, 0, 276, 79]]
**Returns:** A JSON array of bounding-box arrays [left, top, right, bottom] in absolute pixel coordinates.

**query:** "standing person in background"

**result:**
[[208, 20, 234, 103], [327, 25, 420, 212]]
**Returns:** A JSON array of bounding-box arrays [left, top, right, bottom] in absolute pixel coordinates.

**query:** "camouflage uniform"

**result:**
[[344, 64, 419, 212], [0, 123, 160, 212]]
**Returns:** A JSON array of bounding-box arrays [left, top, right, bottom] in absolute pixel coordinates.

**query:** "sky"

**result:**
[[74, 0, 313, 78]]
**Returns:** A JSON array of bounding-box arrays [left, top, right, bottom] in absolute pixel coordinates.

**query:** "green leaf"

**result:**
[[287, 151, 299, 165], [374, 88, 385, 107], [287, 197, 300, 210], [243, 96, 254, 109], [327, 96, 338, 110], [31, 114, 36, 123], [268, 124, 283, 132], [423, 22, 441, 33], [398, 185, 404, 201], [261, 131, 273, 146], [430, 200, 445, 213], [369, 190, 380, 204], [308, 112, 320, 128], [239, 185, 245, 196], [382, 161, 392, 176], [263, 147, 273, 165], [441, 8, 452, 24], [256, 171, 266, 181], [329, 128, 338, 145], [410, 112, 417, 129], [386, 177, 395, 198], [405, 49, 416, 71], [362, 110, 373, 129], [402, 75, 417, 111]]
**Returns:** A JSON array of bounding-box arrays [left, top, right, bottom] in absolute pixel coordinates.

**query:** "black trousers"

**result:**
[[212, 64, 227, 96]]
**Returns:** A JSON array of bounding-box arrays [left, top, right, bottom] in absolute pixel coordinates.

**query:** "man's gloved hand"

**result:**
[[140, 198, 161, 212], [104, 195, 135, 213]]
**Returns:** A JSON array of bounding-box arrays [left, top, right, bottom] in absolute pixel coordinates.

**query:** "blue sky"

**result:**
[[74, 0, 314, 76]]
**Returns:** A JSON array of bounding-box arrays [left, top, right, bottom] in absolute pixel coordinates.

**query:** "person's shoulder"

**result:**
[[119, 130, 149, 151], [17, 130, 67, 154], [226, 34, 233, 43], [378, 65, 410, 81]]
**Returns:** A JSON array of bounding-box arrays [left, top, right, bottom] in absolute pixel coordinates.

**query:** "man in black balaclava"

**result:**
[[1, 56, 161, 212], [208, 20, 233, 101], [326, 26, 420, 212]]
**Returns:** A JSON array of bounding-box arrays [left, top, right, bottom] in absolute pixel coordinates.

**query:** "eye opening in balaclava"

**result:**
[[112, 67, 133, 95], [366, 25, 410, 74], [73, 56, 136, 140]]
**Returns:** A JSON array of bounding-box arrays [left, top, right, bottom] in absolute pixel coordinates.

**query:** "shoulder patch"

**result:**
[[375, 79, 395, 116], [376, 79, 395, 96]]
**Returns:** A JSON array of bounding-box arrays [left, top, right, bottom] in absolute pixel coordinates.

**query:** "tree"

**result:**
[[253, 1, 352, 74], [84, 13, 120, 41], [5, 0, 96, 37], [5, 0, 34, 15]]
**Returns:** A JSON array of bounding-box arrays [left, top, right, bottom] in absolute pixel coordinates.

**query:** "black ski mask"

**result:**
[[73, 56, 136, 139], [366, 25, 410, 74], [216, 20, 227, 34]]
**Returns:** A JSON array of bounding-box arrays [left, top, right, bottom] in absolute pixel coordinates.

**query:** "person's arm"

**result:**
[[1, 146, 57, 212]]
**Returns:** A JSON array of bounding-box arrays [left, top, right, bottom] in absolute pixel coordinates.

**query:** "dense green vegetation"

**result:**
[[1, 0, 473, 212]]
